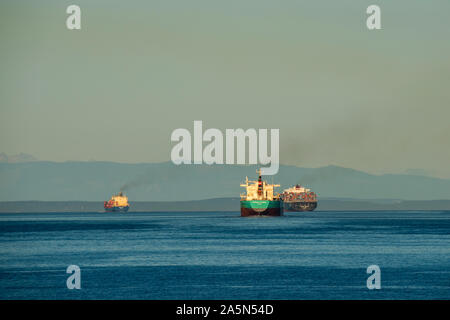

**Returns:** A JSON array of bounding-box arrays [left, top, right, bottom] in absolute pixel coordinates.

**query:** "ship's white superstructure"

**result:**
[[282, 185, 311, 194]]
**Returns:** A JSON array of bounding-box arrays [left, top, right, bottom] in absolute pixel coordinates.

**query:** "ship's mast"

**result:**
[[257, 168, 263, 197]]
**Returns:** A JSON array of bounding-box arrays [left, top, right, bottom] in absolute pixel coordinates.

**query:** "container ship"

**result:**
[[240, 169, 283, 217], [104, 192, 130, 212], [280, 185, 317, 212]]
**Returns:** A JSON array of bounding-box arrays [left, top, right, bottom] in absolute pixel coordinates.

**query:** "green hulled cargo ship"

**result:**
[[240, 169, 283, 217]]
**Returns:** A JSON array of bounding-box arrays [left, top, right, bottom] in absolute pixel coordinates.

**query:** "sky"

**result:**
[[1, 0, 450, 178]]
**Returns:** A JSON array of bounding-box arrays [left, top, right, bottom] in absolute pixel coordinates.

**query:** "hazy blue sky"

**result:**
[[1, 1, 449, 177]]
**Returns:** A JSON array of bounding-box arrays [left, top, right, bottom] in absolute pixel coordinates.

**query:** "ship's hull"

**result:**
[[240, 200, 283, 217], [284, 202, 317, 212], [104, 206, 129, 212]]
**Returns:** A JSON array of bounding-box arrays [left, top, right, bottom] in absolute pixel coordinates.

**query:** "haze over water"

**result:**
[[1, 211, 449, 299]]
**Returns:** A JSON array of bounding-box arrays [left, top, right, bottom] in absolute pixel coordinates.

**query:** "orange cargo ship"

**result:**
[[104, 192, 130, 212]]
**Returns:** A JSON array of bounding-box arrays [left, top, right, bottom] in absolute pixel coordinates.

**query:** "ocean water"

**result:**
[[0, 211, 449, 300]]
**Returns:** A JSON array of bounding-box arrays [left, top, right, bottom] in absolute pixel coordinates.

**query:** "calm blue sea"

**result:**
[[0, 211, 449, 300]]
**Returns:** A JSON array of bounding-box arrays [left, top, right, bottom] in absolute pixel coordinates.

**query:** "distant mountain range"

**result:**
[[2, 198, 450, 213], [0, 153, 37, 163], [1, 161, 450, 201]]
